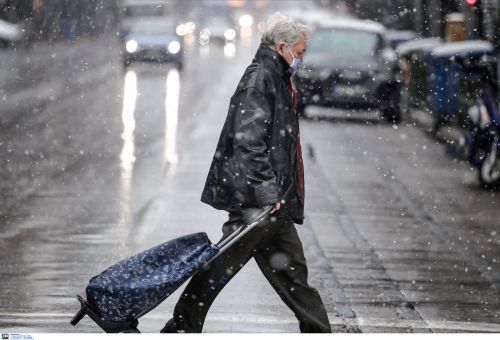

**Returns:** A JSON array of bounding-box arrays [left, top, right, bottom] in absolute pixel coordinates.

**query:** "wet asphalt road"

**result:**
[[1, 33, 500, 333]]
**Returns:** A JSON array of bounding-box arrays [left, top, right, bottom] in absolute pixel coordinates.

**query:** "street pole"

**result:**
[[479, 0, 499, 50], [414, 0, 423, 36]]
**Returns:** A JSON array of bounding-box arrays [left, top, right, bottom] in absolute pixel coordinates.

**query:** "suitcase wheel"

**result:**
[[70, 295, 140, 333]]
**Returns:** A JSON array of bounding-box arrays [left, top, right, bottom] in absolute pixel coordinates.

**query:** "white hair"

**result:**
[[261, 12, 312, 50]]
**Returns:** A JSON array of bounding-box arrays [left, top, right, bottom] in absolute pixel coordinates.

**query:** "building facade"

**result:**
[[411, 0, 499, 48], [334, 0, 498, 48]]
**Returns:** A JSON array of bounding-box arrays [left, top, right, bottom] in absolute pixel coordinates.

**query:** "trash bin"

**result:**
[[429, 40, 496, 125], [59, 18, 78, 41], [444, 12, 466, 42], [396, 38, 442, 115]]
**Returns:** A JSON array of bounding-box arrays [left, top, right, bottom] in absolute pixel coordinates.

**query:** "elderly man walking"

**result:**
[[161, 12, 331, 333]]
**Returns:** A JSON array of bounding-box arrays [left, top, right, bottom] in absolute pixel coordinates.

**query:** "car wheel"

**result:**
[[379, 84, 402, 124], [479, 140, 500, 189], [382, 107, 402, 124], [296, 102, 307, 118], [400, 88, 411, 119]]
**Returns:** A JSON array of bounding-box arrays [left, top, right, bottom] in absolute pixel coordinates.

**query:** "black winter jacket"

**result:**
[[201, 43, 304, 224]]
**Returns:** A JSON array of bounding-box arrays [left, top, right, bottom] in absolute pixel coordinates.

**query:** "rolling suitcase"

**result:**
[[70, 207, 272, 333]]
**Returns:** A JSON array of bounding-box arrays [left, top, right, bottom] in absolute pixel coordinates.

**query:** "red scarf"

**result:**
[[287, 82, 305, 205]]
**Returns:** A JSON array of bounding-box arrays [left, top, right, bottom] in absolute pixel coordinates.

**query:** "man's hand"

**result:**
[[270, 201, 281, 214]]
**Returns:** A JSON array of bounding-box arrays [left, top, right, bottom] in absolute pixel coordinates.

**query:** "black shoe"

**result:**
[[160, 318, 182, 333]]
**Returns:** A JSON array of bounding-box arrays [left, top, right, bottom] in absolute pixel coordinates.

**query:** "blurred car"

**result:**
[[198, 16, 236, 45], [294, 18, 401, 123], [286, 6, 341, 29], [0, 19, 24, 47], [386, 29, 418, 50], [122, 16, 184, 69]]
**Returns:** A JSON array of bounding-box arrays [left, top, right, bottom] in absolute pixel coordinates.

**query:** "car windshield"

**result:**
[[129, 20, 174, 35], [203, 17, 231, 28], [308, 28, 380, 58]]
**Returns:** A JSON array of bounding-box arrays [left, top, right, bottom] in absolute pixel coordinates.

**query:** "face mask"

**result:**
[[285, 44, 303, 72]]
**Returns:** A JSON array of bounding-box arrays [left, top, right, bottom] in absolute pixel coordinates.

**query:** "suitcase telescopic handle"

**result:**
[[207, 206, 273, 264]]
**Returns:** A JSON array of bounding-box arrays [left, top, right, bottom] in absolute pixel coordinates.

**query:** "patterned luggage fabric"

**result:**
[[86, 232, 219, 322]]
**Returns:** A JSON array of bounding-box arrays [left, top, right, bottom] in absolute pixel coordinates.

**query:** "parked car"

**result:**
[[286, 5, 340, 29], [385, 29, 418, 50], [294, 18, 401, 122], [122, 16, 184, 69], [0, 19, 24, 47]]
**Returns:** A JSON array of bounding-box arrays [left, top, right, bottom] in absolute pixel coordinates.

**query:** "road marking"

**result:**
[[1, 312, 500, 332], [357, 317, 500, 332]]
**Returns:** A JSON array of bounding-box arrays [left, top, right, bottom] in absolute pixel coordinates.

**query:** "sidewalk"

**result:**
[[300, 115, 500, 332]]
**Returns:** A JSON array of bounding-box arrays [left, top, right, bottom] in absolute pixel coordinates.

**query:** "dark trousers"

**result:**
[[165, 213, 332, 333]]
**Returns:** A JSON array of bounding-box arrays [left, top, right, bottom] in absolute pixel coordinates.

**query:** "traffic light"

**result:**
[[465, 0, 480, 6], [464, 0, 484, 37], [465, 0, 481, 16]]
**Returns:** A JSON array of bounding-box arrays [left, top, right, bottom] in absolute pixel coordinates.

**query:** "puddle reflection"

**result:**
[[120, 70, 137, 172], [224, 43, 236, 58], [239, 26, 253, 50], [119, 70, 138, 237], [165, 68, 180, 167]]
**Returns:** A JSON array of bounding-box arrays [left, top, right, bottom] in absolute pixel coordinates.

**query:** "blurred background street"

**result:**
[[0, 0, 500, 333]]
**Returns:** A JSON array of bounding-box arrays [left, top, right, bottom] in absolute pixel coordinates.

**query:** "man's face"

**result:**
[[277, 35, 307, 65]]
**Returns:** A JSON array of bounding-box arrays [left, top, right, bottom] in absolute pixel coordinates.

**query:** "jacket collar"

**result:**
[[254, 43, 293, 80]]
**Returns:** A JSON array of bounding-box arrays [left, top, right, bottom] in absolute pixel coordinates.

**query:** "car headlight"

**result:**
[[224, 29, 236, 41], [176, 24, 186, 36], [185, 22, 196, 34], [239, 14, 253, 28], [126, 40, 138, 53], [200, 28, 210, 38], [168, 41, 181, 54], [369, 69, 389, 82]]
